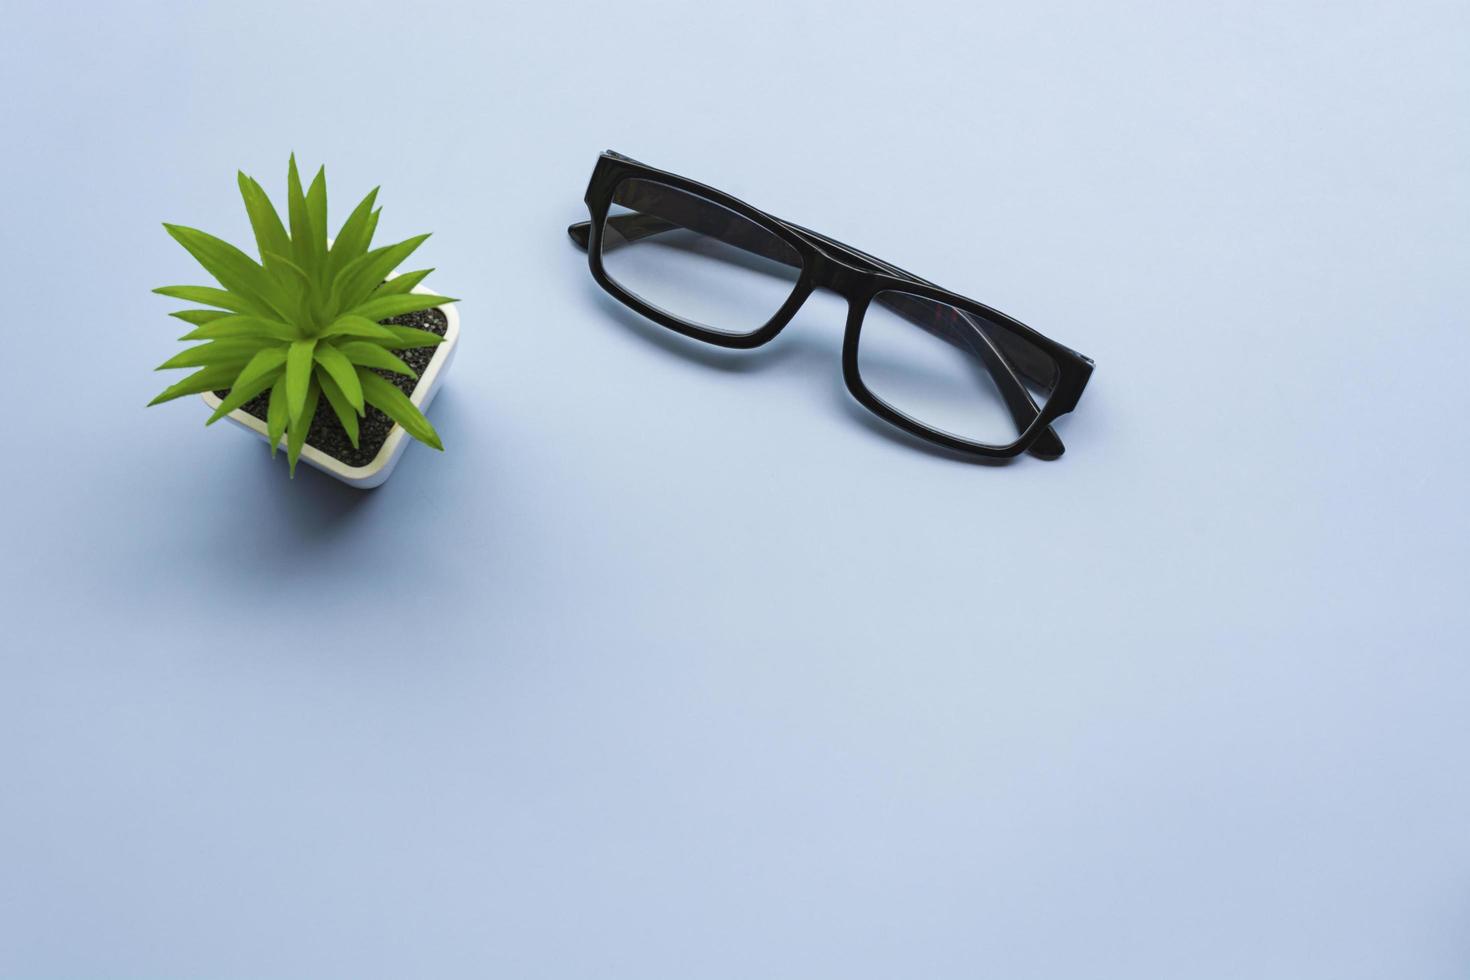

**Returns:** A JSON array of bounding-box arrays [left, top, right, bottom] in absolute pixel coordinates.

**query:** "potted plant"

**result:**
[[149, 157, 459, 488]]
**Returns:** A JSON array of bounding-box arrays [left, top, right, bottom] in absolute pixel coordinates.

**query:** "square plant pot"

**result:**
[[200, 289, 459, 489]]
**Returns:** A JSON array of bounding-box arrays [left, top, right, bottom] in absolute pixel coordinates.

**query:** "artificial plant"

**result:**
[[150, 157, 455, 474]]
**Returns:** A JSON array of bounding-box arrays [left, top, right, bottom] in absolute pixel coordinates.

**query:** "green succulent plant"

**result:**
[[150, 156, 455, 474]]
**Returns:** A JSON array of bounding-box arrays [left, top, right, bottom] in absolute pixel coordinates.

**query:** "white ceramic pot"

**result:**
[[200, 287, 460, 489]]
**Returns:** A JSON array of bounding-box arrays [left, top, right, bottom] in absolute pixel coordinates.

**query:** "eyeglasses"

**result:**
[[567, 151, 1094, 460]]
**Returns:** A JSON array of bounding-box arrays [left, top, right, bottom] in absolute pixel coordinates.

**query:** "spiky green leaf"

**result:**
[[337, 342, 417, 378], [364, 208, 380, 244], [373, 269, 433, 297], [169, 309, 232, 326], [285, 339, 316, 423], [266, 373, 289, 457], [316, 367, 360, 449], [343, 293, 455, 323], [304, 165, 328, 276], [328, 186, 379, 278], [319, 317, 444, 349], [176, 315, 300, 343], [155, 338, 272, 371], [378, 326, 446, 349], [331, 234, 431, 312], [263, 250, 312, 280], [147, 365, 241, 406], [154, 285, 255, 313], [286, 381, 321, 476], [313, 342, 364, 411], [162, 224, 288, 319], [238, 172, 291, 267], [320, 315, 403, 343], [206, 347, 289, 424], [333, 326, 446, 349], [286, 155, 311, 270], [360, 371, 442, 450], [262, 251, 316, 324]]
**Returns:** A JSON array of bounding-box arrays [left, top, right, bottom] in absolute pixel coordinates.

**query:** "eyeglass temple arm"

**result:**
[[568, 202, 1064, 459]]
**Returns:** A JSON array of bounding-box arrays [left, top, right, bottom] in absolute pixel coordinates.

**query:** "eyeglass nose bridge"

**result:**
[[802, 246, 871, 300]]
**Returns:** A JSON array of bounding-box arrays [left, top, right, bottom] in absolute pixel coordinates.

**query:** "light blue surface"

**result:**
[[1, 1, 1467, 976]]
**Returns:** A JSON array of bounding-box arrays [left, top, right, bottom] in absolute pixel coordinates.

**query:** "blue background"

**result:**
[[2, 0, 1467, 976]]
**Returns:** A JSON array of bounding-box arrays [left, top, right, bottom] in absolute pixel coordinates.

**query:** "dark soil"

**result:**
[[215, 307, 449, 467]]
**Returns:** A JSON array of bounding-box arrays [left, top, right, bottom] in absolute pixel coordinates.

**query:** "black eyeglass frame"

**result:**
[[569, 151, 1094, 460]]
